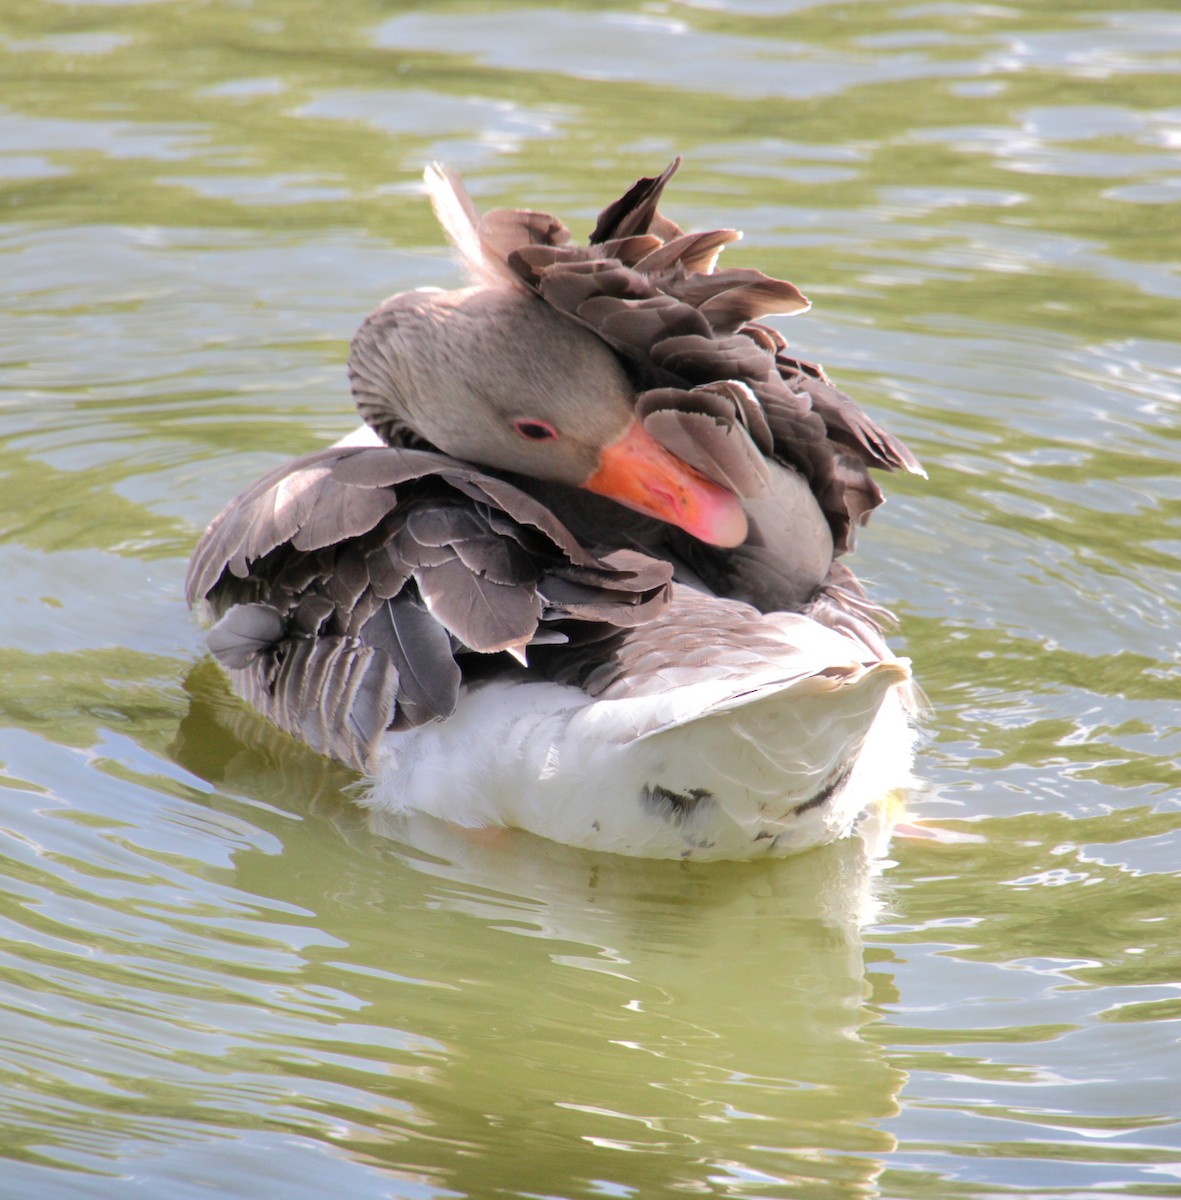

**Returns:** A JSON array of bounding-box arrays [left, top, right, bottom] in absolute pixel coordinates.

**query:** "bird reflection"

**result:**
[[172, 659, 908, 1197]]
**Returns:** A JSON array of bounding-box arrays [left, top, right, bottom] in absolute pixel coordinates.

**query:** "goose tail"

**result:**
[[623, 657, 915, 853]]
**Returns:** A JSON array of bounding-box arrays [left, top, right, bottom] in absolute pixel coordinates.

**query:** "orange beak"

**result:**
[[584, 419, 748, 548]]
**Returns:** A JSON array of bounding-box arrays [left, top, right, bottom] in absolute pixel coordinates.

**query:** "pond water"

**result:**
[[2, 1, 1180, 1196]]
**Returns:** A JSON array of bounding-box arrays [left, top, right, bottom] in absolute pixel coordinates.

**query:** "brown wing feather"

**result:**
[[778, 353, 925, 476], [359, 597, 461, 730], [452, 162, 923, 574], [589, 158, 683, 243], [189, 444, 673, 767]]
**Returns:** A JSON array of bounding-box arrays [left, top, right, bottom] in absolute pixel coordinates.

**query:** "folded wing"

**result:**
[[187, 445, 672, 768]]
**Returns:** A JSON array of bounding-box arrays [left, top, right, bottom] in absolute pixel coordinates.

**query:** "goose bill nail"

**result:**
[[584, 419, 748, 548]]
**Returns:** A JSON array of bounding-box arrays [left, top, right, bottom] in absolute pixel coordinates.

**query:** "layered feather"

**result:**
[[187, 161, 922, 856], [187, 445, 672, 769], [422, 157, 923, 562]]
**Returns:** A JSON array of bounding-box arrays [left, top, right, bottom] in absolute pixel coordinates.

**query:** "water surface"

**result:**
[[2, 1, 1180, 1196]]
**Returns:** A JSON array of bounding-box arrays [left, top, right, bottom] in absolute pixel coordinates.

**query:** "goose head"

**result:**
[[348, 284, 748, 548]]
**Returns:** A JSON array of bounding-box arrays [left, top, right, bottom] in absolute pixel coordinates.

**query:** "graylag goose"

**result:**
[[187, 159, 924, 859]]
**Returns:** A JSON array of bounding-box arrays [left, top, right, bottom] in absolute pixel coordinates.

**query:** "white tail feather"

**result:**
[[423, 163, 522, 290]]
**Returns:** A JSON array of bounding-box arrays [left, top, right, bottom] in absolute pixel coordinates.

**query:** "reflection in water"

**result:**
[[172, 663, 908, 1196]]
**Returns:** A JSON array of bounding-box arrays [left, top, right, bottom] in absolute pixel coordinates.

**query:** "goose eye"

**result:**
[[513, 418, 559, 442]]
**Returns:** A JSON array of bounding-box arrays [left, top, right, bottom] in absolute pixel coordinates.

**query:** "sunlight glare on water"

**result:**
[[1, 1, 1179, 1196]]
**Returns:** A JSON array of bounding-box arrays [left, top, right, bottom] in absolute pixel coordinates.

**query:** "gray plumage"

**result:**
[[187, 446, 675, 765], [188, 160, 922, 772]]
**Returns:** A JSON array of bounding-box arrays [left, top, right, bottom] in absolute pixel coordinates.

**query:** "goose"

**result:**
[[186, 159, 924, 860]]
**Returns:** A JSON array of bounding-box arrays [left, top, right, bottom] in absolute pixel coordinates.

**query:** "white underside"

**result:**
[[359, 657, 916, 861]]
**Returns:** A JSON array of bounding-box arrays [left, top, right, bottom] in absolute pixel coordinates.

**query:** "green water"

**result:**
[[2, 1, 1180, 1196]]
